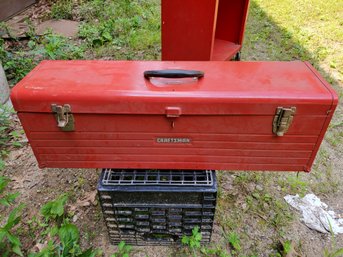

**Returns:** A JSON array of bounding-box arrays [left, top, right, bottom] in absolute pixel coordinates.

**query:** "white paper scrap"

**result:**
[[284, 194, 343, 234]]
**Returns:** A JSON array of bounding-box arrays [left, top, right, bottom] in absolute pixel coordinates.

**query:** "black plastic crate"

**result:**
[[98, 169, 217, 246]]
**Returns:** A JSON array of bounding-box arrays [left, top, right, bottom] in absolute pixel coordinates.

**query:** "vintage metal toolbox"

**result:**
[[10, 60, 337, 172]]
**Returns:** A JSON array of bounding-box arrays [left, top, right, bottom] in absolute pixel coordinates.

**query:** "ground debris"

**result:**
[[69, 190, 97, 212], [285, 194, 343, 234]]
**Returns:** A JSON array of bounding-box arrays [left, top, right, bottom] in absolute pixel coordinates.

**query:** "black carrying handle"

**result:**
[[144, 69, 204, 79]]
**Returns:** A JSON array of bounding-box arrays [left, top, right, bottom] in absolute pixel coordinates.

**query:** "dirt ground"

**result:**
[[2, 0, 343, 256]]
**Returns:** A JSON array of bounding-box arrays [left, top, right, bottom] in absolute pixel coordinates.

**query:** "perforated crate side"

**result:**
[[98, 169, 217, 246]]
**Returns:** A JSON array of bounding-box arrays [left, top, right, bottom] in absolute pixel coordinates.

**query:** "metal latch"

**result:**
[[273, 107, 296, 136], [51, 104, 74, 131]]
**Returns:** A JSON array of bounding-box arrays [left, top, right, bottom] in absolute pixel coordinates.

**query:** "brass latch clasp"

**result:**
[[51, 104, 74, 131], [273, 107, 296, 136]]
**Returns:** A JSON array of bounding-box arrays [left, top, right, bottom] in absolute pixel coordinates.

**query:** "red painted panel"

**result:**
[[36, 147, 312, 158], [29, 132, 318, 143], [215, 0, 250, 44], [211, 39, 241, 61], [40, 154, 308, 165], [304, 62, 339, 171], [35, 161, 306, 171], [161, 0, 218, 60], [20, 114, 326, 135], [161, 0, 250, 60]]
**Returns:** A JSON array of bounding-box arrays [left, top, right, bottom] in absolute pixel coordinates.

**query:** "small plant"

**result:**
[[285, 175, 308, 197], [0, 177, 19, 207], [0, 204, 25, 256], [50, 0, 73, 20], [275, 240, 300, 257], [323, 248, 343, 257], [110, 241, 133, 257], [30, 194, 101, 257], [200, 246, 232, 257], [1, 31, 83, 84], [77, 0, 160, 59], [38, 32, 84, 60], [227, 232, 241, 252], [2, 54, 35, 83], [323, 222, 343, 257], [182, 226, 202, 257], [29, 222, 101, 257], [0, 104, 13, 155], [0, 176, 25, 256], [79, 21, 115, 46], [40, 193, 68, 224]]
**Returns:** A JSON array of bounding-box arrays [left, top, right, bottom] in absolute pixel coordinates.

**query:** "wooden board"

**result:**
[[0, 0, 36, 21]]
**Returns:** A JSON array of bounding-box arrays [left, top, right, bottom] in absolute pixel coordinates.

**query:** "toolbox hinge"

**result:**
[[51, 104, 74, 131], [273, 107, 296, 136]]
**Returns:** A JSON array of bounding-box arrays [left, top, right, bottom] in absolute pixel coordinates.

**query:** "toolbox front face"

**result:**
[[11, 61, 338, 172]]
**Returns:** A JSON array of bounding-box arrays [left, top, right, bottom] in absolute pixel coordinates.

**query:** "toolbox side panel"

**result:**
[[18, 113, 328, 171], [303, 62, 339, 171]]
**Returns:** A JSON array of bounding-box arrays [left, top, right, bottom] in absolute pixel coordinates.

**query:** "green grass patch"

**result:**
[[50, 0, 74, 20], [78, 0, 160, 59], [243, 0, 343, 83]]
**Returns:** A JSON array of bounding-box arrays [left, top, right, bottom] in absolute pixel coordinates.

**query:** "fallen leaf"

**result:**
[[69, 190, 97, 212]]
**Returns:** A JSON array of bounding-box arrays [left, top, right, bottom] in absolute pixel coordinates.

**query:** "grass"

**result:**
[[78, 0, 160, 59], [50, 0, 73, 20], [243, 0, 343, 84], [0, 30, 84, 84]]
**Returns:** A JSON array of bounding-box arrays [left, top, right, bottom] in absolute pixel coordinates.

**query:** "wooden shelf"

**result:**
[[211, 39, 241, 61]]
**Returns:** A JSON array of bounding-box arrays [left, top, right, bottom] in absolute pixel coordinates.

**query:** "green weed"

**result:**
[[50, 0, 73, 20], [0, 176, 25, 256], [1, 40, 34, 83], [311, 164, 340, 195], [200, 246, 232, 257], [326, 131, 343, 147], [29, 194, 101, 257], [34, 32, 84, 60], [0, 204, 25, 256], [1, 31, 83, 84], [40, 193, 68, 223], [0, 104, 23, 168], [110, 241, 133, 257], [323, 218, 343, 257], [78, 0, 160, 59], [324, 248, 343, 257], [182, 226, 203, 257], [277, 175, 309, 197], [227, 232, 241, 252], [28, 222, 101, 257], [274, 240, 298, 257], [0, 177, 19, 207]]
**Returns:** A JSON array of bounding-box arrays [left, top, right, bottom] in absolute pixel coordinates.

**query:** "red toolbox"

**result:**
[[10, 60, 337, 171]]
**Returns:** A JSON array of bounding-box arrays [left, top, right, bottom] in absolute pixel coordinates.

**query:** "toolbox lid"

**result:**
[[11, 60, 337, 115]]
